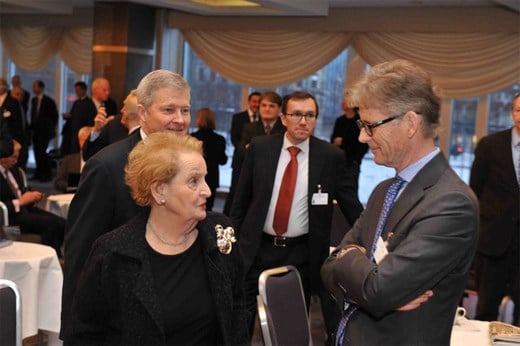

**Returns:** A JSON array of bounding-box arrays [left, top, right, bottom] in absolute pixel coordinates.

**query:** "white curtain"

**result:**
[[181, 30, 520, 98], [183, 30, 354, 87], [0, 26, 93, 74]]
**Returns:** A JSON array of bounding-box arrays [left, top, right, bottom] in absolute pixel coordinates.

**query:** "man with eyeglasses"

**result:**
[[321, 59, 478, 345], [230, 91, 363, 342]]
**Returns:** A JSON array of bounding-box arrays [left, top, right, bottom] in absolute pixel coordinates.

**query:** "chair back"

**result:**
[[0, 279, 22, 346], [257, 295, 278, 346], [0, 201, 7, 226], [258, 265, 312, 346]]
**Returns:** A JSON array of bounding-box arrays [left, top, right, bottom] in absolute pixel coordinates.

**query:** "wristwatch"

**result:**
[[336, 245, 362, 259]]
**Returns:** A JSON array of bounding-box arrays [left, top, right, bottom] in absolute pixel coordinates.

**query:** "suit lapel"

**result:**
[[384, 153, 448, 240], [307, 137, 323, 199]]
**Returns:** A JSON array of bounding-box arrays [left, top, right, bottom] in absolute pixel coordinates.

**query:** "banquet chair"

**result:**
[[0, 279, 22, 346], [258, 265, 312, 346], [257, 295, 278, 346]]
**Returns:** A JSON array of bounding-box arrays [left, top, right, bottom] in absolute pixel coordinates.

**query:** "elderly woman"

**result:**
[[66, 132, 249, 345]]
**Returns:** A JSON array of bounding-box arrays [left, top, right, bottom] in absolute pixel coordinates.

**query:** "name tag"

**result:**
[[374, 236, 388, 264], [311, 192, 328, 205]]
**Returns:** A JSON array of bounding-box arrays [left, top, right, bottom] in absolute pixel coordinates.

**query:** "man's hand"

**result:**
[[92, 107, 114, 132], [396, 290, 434, 311], [19, 191, 43, 206]]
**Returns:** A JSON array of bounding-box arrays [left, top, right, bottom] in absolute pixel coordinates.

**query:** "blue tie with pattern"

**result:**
[[335, 175, 406, 346]]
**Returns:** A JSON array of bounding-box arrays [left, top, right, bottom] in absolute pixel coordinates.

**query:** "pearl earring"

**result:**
[[160, 199, 166, 205]]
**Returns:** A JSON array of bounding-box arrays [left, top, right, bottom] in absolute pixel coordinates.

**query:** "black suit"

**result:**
[[1, 95, 29, 168], [61, 130, 145, 338], [470, 128, 519, 324], [60, 96, 96, 156], [0, 164, 65, 256], [230, 133, 363, 338], [82, 114, 129, 161], [30, 94, 59, 180], [191, 128, 228, 211], [223, 119, 286, 215], [223, 110, 256, 215]]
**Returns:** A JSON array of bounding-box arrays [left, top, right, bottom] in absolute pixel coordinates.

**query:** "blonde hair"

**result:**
[[125, 132, 203, 206]]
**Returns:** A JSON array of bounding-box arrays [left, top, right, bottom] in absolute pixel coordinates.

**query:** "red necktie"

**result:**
[[265, 124, 271, 135], [273, 146, 300, 236]]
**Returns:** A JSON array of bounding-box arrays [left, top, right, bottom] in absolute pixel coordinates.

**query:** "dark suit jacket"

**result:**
[[82, 114, 128, 161], [230, 134, 363, 292], [30, 94, 58, 139], [61, 96, 97, 156], [1, 95, 27, 145], [64, 211, 249, 345], [0, 165, 27, 219], [62, 130, 144, 337], [230, 110, 251, 148], [191, 128, 228, 190], [321, 153, 479, 345], [470, 128, 519, 256], [233, 119, 286, 172]]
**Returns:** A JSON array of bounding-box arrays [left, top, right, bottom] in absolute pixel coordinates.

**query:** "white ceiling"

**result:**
[[0, 0, 518, 16]]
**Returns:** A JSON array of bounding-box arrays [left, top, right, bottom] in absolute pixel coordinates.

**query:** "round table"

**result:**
[[0, 242, 63, 339], [45, 193, 75, 219]]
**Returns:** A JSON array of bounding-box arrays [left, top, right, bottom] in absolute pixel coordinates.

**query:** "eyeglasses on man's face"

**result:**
[[285, 112, 317, 122], [356, 113, 405, 137]]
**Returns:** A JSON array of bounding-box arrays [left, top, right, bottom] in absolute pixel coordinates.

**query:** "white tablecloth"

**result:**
[[0, 242, 63, 338], [45, 193, 74, 219], [451, 319, 490, 346]]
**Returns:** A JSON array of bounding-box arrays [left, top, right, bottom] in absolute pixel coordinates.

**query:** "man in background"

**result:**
[[0, 139, 65, 256], [231, 91, 363, 342], [61, 70, 192, 340], [321, 60, 478, 345], [82, 90, 140, 160], [470, 93, 520, 326], [10, 75, 30, 114], [331, 89, 368, 195], [60, 81, 92, 156], [223, 91, 261, 215], [1, 80, 28, 170], [30, 80, 58, 182]]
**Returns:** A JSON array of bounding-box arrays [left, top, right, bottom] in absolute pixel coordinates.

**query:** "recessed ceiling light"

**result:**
[[191, 0, 260, 7]]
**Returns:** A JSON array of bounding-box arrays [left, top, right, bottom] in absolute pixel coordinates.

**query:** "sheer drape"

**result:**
[[0, 26, 92, 74], [182, 30, 519, 98], [183, 30, 354, 87], [353, 33, 520, 98]]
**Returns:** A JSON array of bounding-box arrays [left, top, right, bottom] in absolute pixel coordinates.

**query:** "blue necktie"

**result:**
[[335, 175, 406, 346]]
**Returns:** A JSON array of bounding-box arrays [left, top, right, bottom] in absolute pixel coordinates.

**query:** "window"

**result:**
[[448, 97, 478, 182], [8, 56, 91, 165]]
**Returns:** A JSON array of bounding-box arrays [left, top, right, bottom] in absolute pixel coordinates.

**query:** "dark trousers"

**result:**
[[32, 134, 52, 180], [475, 247, 519, 325], [14, 206, 65, 257]]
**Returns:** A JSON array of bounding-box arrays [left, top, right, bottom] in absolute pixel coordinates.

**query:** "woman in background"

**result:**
[[66, 132, 248, 345], [191, 107, 227, 211]]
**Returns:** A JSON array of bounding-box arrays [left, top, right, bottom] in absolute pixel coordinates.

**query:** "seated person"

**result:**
[[55, 126, 92, 192], [65, 132, 249, 345], [0, 140, 65, 257]]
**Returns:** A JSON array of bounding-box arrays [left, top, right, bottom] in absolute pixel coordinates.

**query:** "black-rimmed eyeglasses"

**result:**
[[285, 112, 318, 122], [356, 113, 404, 137]]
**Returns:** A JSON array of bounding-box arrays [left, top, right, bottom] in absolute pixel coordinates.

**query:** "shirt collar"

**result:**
[[512, 127, 520, 147], [398, 147, 440, 183], [282, 133, 310, 154]]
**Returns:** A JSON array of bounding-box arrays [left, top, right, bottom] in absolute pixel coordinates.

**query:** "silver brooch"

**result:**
[[215, 224, 237, 255]]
